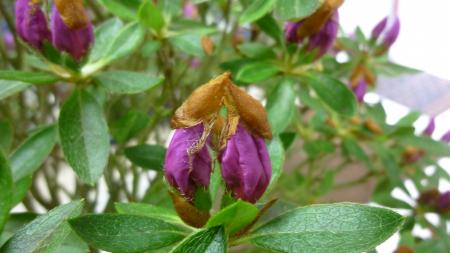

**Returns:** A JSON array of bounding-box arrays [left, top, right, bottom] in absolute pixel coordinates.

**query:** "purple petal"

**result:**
[[15, 0, 51, 49], [164, 124, 212, 199], [441, 129, 450, 143], [220, 124, 272, 203], [423, 117, 436, 136], [352, 79, 367, 103], [284, 21, 304, 43], [437, 191, 450, 213], [382, 17, 400, 48], [371, 17, 387, 41], [307, 11, 339, 58], [51, 6, 93, 61]]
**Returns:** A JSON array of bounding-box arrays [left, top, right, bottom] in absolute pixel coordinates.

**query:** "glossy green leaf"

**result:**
[[10, 125, 57, 181], [266, 79, 296, 134], [305, 73, 357, 116], [238, 42, 276, 59], [169, 34, 204, 57], [89, 18, 124, 63], [256, 14, 283, 44], [240, 0, 276, 24], [206, 200, 258, 234], [0, 80, 29, 100], [236, 62, 280, 83], [95, 71, 163, 94], [104, 22, 145, 63], [170, 226, 227, 253], [247, 203, 404, 253], [0, 71, 59, 85], [0, 151, 12, 233], [139, 0, 165, 32], [115, 202, 183, 225], [111, 111, 149, 143], [275, 0, 322, 21], [0, 121, 13, 152], [98, 0, 141, 20], [0, 213, 37, 248], [59, 89, 110, 185], [124, 144, 166, 171], [69, 214, 187, 253], [11, 176, 32, 206], [1, 201, 83, 253], [266, 137, 285, 193]]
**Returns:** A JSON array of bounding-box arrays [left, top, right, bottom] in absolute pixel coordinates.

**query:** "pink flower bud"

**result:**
[[15, 0, 51, 49]]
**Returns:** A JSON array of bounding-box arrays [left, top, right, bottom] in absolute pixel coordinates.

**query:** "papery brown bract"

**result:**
[[171, 72, 229, 128], [54, 0, 89, 29], [169, 191, 210, 228], [225, 83, 272, 140], [201, 36, 214, 55], [364, 119, 383, 134]]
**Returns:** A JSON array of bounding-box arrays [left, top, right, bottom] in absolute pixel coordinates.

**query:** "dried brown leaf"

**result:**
[[169, 191, 210, 228], [55, 0, 90, 29], [201, 36, 215, 55]]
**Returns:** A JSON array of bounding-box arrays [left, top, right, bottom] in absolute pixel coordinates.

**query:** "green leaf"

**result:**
[[0, 151, 12, 233], [139, 0, 165, 32], [395, 112, 421, 128], [0, 213, 37, 247], [111, 111, 149, 143], [89, 18, 124, 63], [240, 0, 276, 24], [247, 203, 404, 253], [398, 135, 450, 157], [0, 121, 13, 152], [236, 62, 280, 83], [104, 22, 145, 63], [10, 125, 57, 181], [54, 231, 89, 253], [373, 144, 403, 188], [124, 144, 166, 171], [372, 179, 412, 209], [238, 42, 276, 59], [169, 34, 204, 57], [0, 80, 29, 100], [256, 14, 283, 44], [170, 226, 227, 253], [266, 79, 296, 134], [1, 201, 84, 253], [266, 137, 285, 193], [95, 71, 163, 94], [11, 177, 32, 206], [316, 170, 335, 195], [275, 0, 322, 21], [279, 132, 297, 150], [304, 140, 335, 158], [98, 0, 141, 20], [69, 214, 187, 253], [206, 200, 259, 235], [0, 71, 59, 85], [342, 138, 372, 170], [59, 89, 110, 185], [305, 73, 357, 116], [115, 202, 183, 225]]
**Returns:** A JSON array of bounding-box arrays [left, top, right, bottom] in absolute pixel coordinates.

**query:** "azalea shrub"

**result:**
[[0, 0, 449, 252]]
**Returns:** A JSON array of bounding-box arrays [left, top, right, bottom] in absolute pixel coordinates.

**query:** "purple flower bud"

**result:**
[[183, 1, 198, 19], [164, 124, 212, 200], [381, 17, 400, 49], [284, 21, 303, 43], [50, 6, 93, 61], [15, 0, 51, 49], [423, 117, 435, 136], [441, 129, 450, 143], [220, 124, 272, 203], [351, 79, 367, 103], [307, 11, 339, 58], [3, 30, 15, 50], [371, 17, 387, 41], [372, 0, 400, 53], [437, 191, 450, 214]]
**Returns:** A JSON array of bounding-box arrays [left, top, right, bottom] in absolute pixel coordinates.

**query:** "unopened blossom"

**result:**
[[423, 117, 435, 136], [183, 1, 198, 18], [15, 0, 51, 49], [164, 124, 212, 200], [220, 124, 272, 203], [51, 0, 93, 61], [371, 0, 400, 54], [351, 78, 367, 103], [437, 191, 450, 214], [306, 11, 339, 58], [441, 129, 450, 142]]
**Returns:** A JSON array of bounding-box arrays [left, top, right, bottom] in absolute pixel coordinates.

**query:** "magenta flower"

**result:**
[[284, 21, 303, 43], [437, 191, 450, 213], [423, 117, 436, 136], [15, 0, 51, 49], [183, 1, 198, 18], [164, 124, 212, 200], [220, 124, 272, 203], [351, 79, 367, 103], [50, 6, 93, 61]]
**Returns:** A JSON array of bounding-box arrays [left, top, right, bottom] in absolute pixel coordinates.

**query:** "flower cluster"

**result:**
[[15, 0, 93, 61], [164, 72, 272, 207]]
